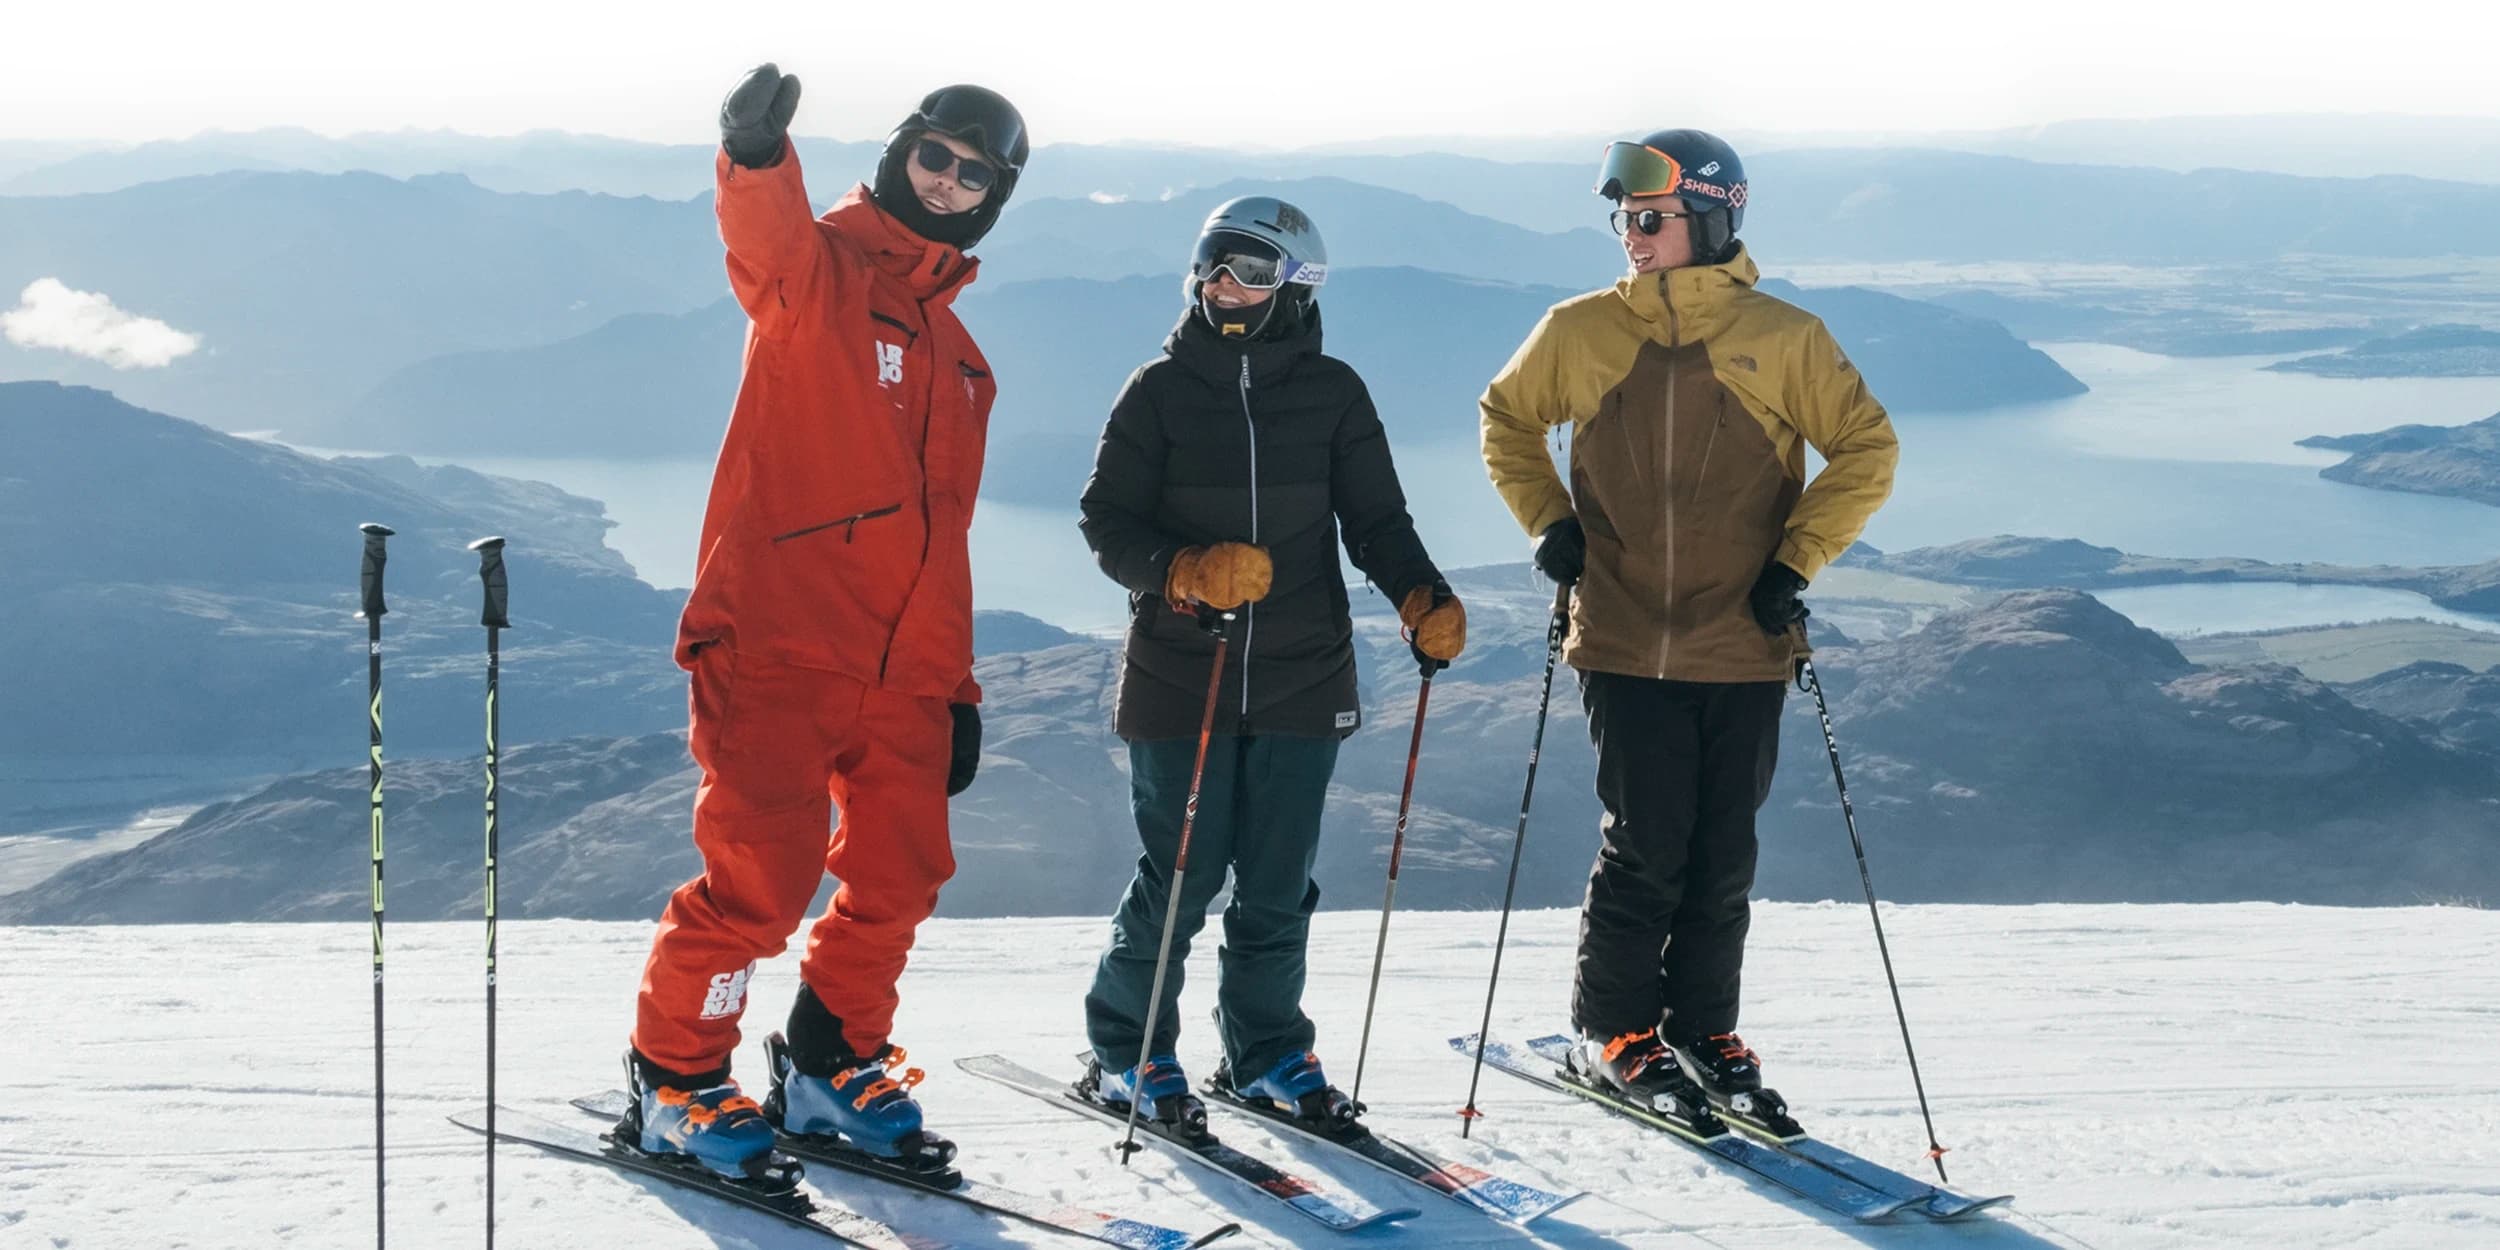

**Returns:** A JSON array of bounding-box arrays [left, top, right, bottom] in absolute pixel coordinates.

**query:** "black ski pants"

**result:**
[[1571, 670, 1785, 1043]]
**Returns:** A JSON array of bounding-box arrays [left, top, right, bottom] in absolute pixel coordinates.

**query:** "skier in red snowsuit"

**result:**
[[619, 63, 1029, 1182]]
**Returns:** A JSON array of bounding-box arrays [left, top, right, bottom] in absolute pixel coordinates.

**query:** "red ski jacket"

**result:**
[[677, 147, 994, 704]]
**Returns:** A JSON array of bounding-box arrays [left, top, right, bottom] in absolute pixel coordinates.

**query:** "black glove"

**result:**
[[1533, 518, 1585, 587], [1748, 560, 1810, 636], [946, 702, 981, 796], [720, 63, 802, 169]]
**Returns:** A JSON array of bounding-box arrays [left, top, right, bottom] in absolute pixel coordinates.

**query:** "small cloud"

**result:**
[[2, 278, 202, 370], [1088, 191, 1128, 204]]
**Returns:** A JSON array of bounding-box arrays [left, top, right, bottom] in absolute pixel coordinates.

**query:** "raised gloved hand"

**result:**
[[1165, 542, 1272, 611], [946, 702, 981, 796], [720, 63, 802, 169], [1399, 580, 1467, 675], [1748, 560, 1810, 636], [1533, 518, 1585, 587]]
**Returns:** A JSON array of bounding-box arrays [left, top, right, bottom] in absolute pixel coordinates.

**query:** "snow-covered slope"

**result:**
[[9, 903, 2496, 1248]]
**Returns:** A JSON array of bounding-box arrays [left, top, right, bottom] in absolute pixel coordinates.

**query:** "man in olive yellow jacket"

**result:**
[[1480, 129, 1897, 1120]]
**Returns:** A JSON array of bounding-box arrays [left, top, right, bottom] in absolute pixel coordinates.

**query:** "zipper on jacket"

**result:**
[[1660, 292, 1678, 679], [1238, 352, 1258, 720], [771, 504, 902, 545]]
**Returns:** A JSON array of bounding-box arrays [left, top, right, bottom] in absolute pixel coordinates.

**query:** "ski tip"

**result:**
[[570, 1089, 632, 1118], [1925, 1193, 2016, 1220], [1512, 1190, 1592, 1225], [1187, 1221, 1246, 1248]]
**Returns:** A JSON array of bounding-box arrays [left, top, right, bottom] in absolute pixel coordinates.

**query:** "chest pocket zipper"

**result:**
[[773, 504, 902, 545]]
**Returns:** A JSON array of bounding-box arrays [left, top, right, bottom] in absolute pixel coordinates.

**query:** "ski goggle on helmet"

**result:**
[[1593, 141, 1686, 202], [1191, 231, 1320, 291]]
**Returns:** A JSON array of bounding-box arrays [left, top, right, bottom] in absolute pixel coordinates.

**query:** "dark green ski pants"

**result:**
[[1085, 733, 1339, 1081]]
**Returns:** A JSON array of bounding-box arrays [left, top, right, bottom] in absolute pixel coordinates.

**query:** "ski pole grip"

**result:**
[[468, 536, 510, 628], [358, 522, 395, 619]]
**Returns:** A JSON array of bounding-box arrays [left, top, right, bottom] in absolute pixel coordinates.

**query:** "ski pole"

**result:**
[[1797, 655, 1950, 1182], [1458, 582, 1571, 1138], [356, 521, 394, 1250], [1348, 655, 1435, 1108], [1117, 610, 1233, 1166], [469, 536, 509, 1248]]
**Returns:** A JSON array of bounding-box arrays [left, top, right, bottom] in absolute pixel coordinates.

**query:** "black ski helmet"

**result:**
[[872, 84, 1029, 249], [1594, 129, 1747, 264]]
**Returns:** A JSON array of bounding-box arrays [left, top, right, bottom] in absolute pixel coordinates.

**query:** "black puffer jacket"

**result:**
[[1080, 307, 1441, 741]]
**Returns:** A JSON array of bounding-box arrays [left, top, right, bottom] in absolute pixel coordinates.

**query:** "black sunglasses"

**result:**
[[914, 137, 998, 193], [1609, 207, 1692, 237]]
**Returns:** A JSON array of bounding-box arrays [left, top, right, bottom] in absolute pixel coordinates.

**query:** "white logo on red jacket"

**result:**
[[876, 342, 905, 386]]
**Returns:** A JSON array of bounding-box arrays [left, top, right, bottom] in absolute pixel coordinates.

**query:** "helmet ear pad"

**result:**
[[1687, 204, 1737, 265]]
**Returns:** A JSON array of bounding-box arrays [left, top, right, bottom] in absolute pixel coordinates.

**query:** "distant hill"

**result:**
[[323, 268, 2089, 480], [2299, 412, 2500, 508], [1740, 149, 2500, 263], [0, 381, 689, 816], [0, 171, 719, 429], [2267, 326, 2500, 377]]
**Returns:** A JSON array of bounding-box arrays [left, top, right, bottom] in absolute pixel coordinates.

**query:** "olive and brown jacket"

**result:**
[[1480, 244, 1898, 682]]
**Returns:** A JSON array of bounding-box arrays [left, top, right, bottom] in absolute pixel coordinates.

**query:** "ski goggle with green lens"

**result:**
[[913, 137, 999, 192], [1190, 232, 1320, 290], [1593, 141, 1686, 201]]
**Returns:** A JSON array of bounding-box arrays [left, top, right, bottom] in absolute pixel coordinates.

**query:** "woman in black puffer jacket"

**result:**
[[1073, 196, 1468, 1125]]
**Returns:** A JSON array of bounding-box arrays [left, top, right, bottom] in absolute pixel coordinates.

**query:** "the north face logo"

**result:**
[[699, 966, 753, 1019], [876, 342, 905, 386]]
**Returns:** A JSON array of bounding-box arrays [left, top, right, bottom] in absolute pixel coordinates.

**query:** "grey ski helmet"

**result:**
[[1185, 196, 1328, 339]]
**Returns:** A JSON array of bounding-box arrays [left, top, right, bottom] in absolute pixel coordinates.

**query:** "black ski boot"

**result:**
[[1667, 1031, 1802, 1141], [1566, 1029, 1724, 1137]]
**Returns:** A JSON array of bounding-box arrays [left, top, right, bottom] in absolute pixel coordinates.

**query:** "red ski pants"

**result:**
[[632, 644, 957, 1075]]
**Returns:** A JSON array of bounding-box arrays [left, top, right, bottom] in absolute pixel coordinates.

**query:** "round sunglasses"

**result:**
[[1609, 207, 1693, 237]]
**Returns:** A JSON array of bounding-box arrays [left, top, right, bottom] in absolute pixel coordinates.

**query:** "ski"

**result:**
[[1451, 1035, 1915, 1223], [1196, 1080, 1583, 1225], [1517, 1036, 2011, 1221], [571, 1090, 1242, 1250], [448, 1105, 919, 1249], [957, 1055, 1422, 1231]]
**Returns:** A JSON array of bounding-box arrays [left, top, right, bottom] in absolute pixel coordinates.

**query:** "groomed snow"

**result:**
[[8, 902, 2496, 1248]]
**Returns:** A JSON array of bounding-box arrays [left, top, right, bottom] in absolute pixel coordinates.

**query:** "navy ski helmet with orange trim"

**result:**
[[1594, 129, 1747, 264]]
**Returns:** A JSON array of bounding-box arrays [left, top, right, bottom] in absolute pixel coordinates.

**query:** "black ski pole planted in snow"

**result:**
[[1116, 611, 1234, 1166], [1798, 655, 1951, 1182], [356, 521, 394, 1250], [469, 536, 509, 1248], [1459, 582, 1571, 1138]]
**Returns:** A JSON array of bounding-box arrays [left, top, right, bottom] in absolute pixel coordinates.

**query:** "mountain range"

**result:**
[[9, 578, 2494, 924]]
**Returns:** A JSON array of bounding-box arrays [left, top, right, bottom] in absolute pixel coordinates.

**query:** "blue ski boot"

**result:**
[[1084, 1053, 1209, 1139], [618, 1051, 794, 1188], [763, 1031, 957, 1177], [1225, 1051, 1362, 1131]]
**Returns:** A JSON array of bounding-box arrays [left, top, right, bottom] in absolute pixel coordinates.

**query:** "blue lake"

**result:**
[[430, 343, 2500, 636]]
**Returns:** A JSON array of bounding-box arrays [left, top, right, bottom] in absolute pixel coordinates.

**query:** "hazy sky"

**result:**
[[6, 0, 2495, 147]]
